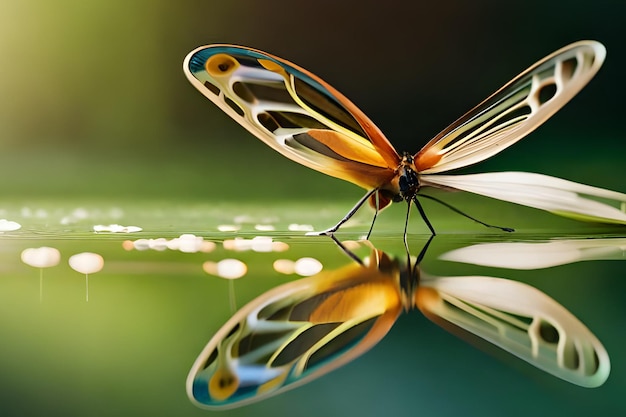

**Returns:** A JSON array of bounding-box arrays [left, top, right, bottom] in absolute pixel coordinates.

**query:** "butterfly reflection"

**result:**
[[187, 238, 609, 409]]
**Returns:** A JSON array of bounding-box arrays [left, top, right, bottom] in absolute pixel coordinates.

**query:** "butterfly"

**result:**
[[186, 240, 610, 409], [183, 41, 610, 236]]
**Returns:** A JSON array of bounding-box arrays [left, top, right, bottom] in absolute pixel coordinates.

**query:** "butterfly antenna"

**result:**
[[412, 196, 437, 235], [308, 188, 378, 237], [418, 194, 514, 232]]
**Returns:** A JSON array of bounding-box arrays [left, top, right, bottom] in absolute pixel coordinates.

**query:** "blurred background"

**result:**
[[0, 0, 624, 201]]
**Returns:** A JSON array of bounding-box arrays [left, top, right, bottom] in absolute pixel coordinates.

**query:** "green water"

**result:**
[[0, 194, 624, 417]]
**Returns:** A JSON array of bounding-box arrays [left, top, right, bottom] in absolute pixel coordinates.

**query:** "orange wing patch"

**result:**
[[305, 129, 390, 167]]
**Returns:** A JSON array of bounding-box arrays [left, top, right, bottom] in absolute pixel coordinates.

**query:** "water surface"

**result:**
[[0, 200, 624, 417]]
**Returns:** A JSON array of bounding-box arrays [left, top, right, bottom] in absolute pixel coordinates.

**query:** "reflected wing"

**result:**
[[187, 252, 402, 409], [421, 171, 626, 225], [415, 41, 605, 173], [184, 45, 399, 190], [416, 275, 610, 387], [440, 238, 626, 269]]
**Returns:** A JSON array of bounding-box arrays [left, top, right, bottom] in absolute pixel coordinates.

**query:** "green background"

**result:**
[[1, 1, 625, 416], [1, 0, 625, 200]]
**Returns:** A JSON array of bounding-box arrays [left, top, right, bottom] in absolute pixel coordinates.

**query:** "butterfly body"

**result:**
[[396, 153, 421, 200], [183, 42, 622, 234]]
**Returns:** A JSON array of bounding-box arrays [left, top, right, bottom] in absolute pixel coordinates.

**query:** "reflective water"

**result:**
[[0, 202, 625, 416]]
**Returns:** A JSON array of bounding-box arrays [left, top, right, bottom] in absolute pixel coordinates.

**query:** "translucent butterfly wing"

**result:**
[[416, 275, 610, 387], [183, 45, 399, 190], [415, 41, 606, 173], [422, 171, 626, 225], [187, 254, 403, 409]]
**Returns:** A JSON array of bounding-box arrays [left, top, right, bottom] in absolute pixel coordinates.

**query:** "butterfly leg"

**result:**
[[418, 194, 514, 232], [328, 234, 365, 265], [412, 196, 436, 235], [366, 190, 381, 240], [403, 203, 436, 273], [415, 234, 434, 264], [307, 188, 378, 237], [403, 200, 413, 263]]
